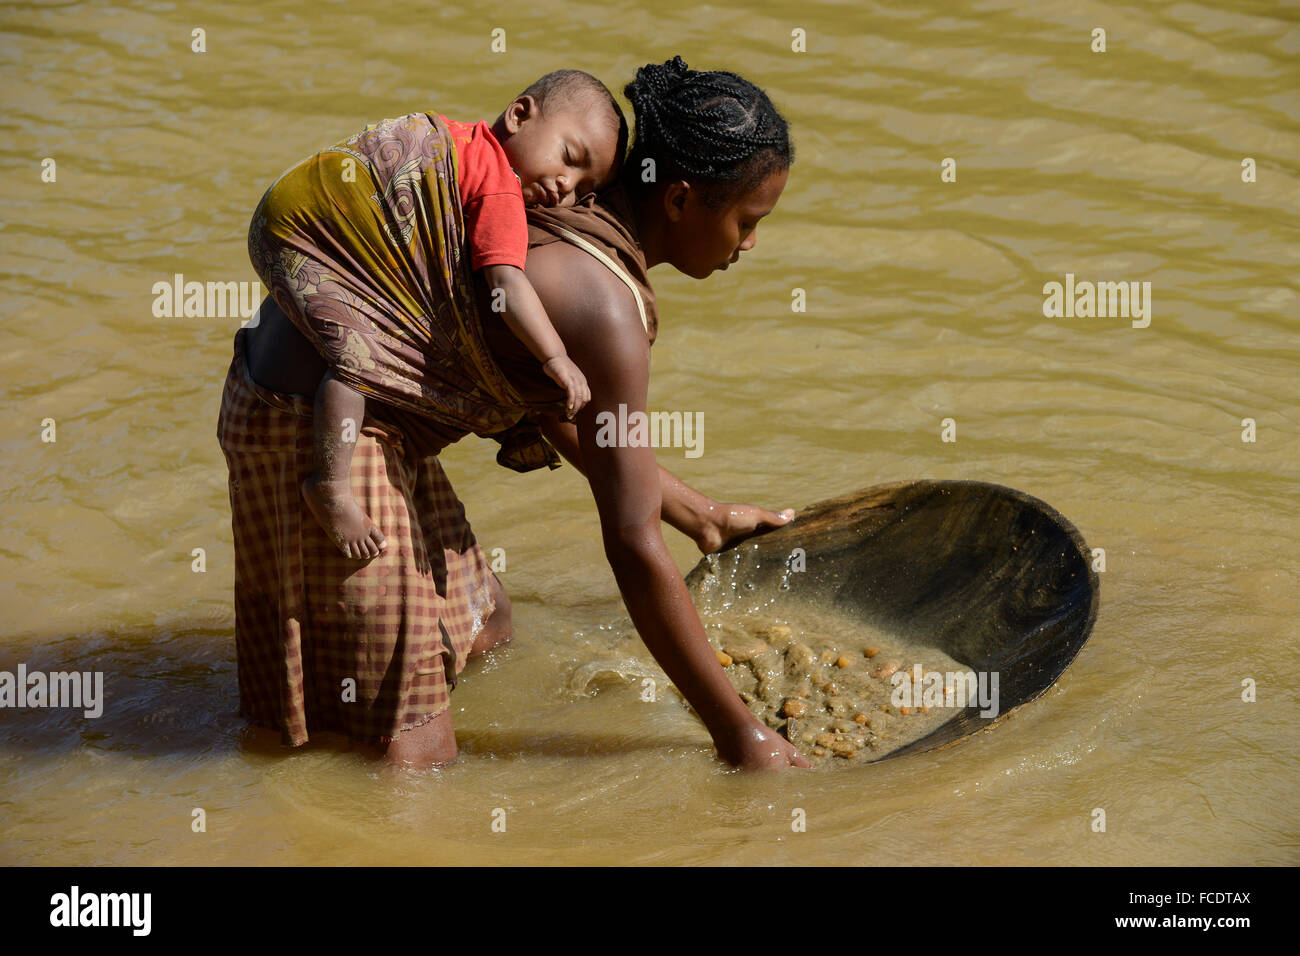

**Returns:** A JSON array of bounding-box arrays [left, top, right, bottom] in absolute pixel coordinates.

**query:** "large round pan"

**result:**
[[684, 480, 1101, 760]]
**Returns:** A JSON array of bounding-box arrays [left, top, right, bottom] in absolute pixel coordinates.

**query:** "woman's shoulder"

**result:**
[[485, 240, 649, 405], [524, 241, 649, 347], [527, 185, 659, 345]]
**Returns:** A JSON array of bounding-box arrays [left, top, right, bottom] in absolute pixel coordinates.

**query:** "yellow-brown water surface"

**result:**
[[1, 0, 1296, 864]]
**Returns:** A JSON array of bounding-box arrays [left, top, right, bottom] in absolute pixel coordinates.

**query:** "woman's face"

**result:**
[[661, 166, 789, 280]]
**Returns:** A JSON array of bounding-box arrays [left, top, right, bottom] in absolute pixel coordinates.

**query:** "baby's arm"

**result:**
[[481, 264, 590, 418]]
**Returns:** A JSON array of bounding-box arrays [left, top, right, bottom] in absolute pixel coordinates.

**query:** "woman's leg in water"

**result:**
[[470, 573, 514, 658], [380, 574, 513, 768]]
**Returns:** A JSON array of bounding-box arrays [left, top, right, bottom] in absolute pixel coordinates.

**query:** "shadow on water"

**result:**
[[686, 480, 1101, 760], [0, 631, 680, 762], [0, 629, 247, 759], [456, 730, 683, 759]]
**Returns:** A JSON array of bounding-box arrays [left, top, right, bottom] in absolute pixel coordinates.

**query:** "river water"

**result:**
[[1, 0, 1296, 864]]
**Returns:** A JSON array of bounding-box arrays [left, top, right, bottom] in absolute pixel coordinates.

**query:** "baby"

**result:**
[[302, 71, 625, 558]]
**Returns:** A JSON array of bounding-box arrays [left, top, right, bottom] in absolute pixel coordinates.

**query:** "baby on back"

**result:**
[[256, 70, 627, 558]]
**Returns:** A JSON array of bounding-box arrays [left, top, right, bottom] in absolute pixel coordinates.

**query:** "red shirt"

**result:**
[[440, 116, 527, 271]]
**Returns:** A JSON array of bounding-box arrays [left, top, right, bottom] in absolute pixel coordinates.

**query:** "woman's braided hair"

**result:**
[[623, 55, 793, 208]]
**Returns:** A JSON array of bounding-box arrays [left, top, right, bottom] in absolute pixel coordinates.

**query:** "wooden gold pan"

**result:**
[[684, 480, 1100, 760]]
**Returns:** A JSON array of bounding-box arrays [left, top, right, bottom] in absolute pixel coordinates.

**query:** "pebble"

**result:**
[[853, 713, 869, 724], [751, 650, 784, 685], [755, 624, 792, 645], [836, 655, 853, 668], [723, 634, 769, 663], [716, 650, 733, 667], [864, 647, 880, 658], [874, 661, 899, 679], [781, 698, 808, 718], [785, 643, 815, 672]]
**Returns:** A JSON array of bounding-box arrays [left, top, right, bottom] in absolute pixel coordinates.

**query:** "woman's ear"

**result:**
[[661, 180, 691, 223]]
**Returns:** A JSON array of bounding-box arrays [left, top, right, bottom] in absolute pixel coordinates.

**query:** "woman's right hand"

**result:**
[[716, 719, 813, 771]]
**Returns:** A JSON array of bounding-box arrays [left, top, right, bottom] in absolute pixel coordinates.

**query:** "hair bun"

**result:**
[[629, 55, 693, 108], [660, 55, 691, 84]]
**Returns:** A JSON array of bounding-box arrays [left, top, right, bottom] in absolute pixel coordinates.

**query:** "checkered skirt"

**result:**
[[217, 329, 495, 746]]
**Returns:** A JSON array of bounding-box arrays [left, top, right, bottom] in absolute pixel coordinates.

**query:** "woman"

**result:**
[[220, 56, 808, 771]]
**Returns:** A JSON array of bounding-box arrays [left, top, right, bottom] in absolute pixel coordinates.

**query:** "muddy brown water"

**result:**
[[1, 1, 1296, 864]]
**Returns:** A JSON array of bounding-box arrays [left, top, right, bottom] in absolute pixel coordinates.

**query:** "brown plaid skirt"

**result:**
[[217, 328, 495, 746]]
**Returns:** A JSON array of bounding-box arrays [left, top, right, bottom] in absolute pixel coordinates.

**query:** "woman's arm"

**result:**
[[525, 242, 808, 770], [537, 414, 794, 554]]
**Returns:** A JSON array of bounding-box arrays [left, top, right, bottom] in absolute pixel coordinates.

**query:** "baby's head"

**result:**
[[492, 70, 628, 208]]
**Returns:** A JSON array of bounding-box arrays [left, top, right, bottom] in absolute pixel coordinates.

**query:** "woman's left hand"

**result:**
[[694, 502, 795, 555]]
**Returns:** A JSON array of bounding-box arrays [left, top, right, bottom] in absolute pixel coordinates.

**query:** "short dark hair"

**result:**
[[622, 56, 793, 208], [518, 69, 629, 169]]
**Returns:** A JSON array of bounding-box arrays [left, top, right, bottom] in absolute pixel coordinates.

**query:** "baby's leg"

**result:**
[[301, 369, 388, 559]]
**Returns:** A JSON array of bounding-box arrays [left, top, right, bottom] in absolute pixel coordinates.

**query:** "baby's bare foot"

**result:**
[[301, 476, 388, 559]]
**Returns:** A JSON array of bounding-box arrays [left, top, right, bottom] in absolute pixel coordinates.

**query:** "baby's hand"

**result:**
[[542, 355, 591, 419]]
